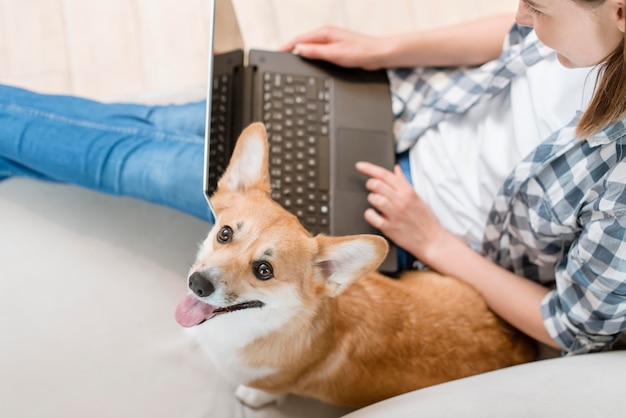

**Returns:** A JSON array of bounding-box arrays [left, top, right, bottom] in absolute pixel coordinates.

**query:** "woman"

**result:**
[[1, 1, 624, 354], [282, 0, 626, 355]]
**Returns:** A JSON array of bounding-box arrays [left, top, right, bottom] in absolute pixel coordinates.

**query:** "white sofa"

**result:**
[[0, 178, 353, 418], [2, 178, 625, 418], [2, 1, 625, 417]]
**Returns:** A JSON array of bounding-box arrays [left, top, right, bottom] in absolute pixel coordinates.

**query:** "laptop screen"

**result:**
[[202, 0, 217, 214]]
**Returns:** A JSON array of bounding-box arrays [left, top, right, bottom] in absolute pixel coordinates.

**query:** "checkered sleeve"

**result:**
[[388, 24, 553, 153], [541, 190, 626, 355]]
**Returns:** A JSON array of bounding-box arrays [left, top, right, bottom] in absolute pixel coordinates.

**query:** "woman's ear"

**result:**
[[612, 0, 626, 33]]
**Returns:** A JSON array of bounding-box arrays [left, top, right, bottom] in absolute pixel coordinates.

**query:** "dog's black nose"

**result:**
[[189, 272, 215, 298]]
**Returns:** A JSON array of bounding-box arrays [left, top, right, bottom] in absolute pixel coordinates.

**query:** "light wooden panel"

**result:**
[[231, 0, 520, 50], [344, 0, 416, 36], [0, 0, 70, 93], [135, 0, 209, 94], [0, 0, 519, 99], [0, 73, 71, 93], [62, 0, 145, 99]]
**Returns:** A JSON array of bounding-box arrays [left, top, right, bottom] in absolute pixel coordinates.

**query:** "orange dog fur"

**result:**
[[175, 123, 536, 409]]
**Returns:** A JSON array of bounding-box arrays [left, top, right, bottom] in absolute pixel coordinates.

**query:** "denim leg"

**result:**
[[395, 151, 421, 271], [0, 158, 50, 181], [0, 84, 213, 223], [107, 100, 207, 137]]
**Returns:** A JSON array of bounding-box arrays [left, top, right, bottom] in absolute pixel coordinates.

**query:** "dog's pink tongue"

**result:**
[[175, 294, 216, 328]]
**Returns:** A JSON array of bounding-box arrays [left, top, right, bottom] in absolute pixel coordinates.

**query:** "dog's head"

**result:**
[[175, 123, 388, 330]]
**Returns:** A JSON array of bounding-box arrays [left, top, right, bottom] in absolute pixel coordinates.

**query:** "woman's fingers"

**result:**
[[356, 161, 397, 187], [279, 26, 381, 69], [364, 207, 386, 230], [279, 26, 337, 52]]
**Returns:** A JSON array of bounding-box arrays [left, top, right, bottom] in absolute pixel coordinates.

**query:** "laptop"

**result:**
[[203, 0, 398, 273]]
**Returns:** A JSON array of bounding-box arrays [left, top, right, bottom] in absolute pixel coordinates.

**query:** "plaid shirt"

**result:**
[[388, 24, 626, 355]]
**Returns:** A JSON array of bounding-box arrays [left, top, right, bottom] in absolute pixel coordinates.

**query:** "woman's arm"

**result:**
[[424, 226, 558, 348], [355, 162, 560, 349], [280, 13, 516, 70]]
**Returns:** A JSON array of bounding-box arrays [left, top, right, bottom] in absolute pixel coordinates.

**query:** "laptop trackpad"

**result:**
[[334, 128, 398, 272], [333, 127, 391, 238], [337, 128, 391, 192]]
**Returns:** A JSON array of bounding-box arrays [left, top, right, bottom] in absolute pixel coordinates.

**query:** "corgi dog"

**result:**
[[175, 123, 536, 409]]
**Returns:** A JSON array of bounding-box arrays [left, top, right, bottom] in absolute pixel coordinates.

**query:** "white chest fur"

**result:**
[[185, 303, 295, 384]]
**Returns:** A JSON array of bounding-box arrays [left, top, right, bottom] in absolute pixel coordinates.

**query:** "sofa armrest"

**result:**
[[344, 351, 626, 417]]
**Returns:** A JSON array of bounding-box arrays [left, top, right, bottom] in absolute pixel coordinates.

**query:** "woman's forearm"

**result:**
[[379, 13, 516, 68], [355, 161, 553, 346], [419, 230, 560, 349]]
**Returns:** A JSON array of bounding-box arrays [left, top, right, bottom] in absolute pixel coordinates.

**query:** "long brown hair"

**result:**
[[576, 0, 626, 138]]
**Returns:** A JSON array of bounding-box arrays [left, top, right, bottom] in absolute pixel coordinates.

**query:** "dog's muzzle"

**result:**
[[176, 270, 265, 327], [189, 271, 215, 298]]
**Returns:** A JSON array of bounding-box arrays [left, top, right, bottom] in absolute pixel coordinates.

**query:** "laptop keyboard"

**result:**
[[261, 71, 332, 235], [207, 73, 232, 195]]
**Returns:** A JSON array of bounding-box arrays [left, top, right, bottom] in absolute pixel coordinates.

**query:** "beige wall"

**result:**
[[232, 0, 519, 50], [0, 0, 518, 100]]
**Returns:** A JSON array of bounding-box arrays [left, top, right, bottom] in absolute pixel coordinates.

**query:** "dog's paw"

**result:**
[[235, 384, 286, 409]]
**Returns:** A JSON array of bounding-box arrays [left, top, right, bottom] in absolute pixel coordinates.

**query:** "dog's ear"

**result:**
[[315, 234, 389, 297], [217, 123, 271, 195]]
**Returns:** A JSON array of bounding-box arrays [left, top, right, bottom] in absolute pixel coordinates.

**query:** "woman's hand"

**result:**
[[280, 15, 515, 70], [355, 164, 558, 350], [279, 26, 390, 70], [355, 161, 451, 263]]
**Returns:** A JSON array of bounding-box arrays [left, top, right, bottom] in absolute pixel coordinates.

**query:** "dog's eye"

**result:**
[[217, 226, 233, 244], [252, 261, 274, 281]]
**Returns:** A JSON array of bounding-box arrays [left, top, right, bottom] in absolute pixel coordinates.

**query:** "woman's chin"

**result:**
[[556, 53, 576, 69]]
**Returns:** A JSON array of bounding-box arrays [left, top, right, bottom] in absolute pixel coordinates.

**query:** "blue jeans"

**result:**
[[395, 151, 419, 271], [0, 84, 214, 222]]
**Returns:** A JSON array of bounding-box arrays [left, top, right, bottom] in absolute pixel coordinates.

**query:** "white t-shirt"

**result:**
[[408, 54, 598, 250]]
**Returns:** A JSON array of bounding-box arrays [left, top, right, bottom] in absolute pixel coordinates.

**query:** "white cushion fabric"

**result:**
[[344, 351, 626, 418], [0, 178, 353, 418]]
